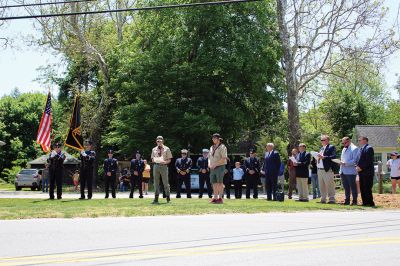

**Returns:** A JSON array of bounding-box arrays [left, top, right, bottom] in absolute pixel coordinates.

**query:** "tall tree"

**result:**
[[276, 0, 398, 149], [104, 0, 284, 156]]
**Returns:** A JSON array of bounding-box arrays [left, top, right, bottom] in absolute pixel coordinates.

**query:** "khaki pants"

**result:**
[[317, 169, 335, 203], [296, 177, 309, 200], [153, 164, 170, 197]]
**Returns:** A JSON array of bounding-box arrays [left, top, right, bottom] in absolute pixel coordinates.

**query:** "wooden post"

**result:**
[[377, 161, 383, 194]]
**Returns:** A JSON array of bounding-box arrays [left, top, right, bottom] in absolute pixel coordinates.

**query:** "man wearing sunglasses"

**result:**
[[175, 149, 192, 198], [317, 135, 337, 204]]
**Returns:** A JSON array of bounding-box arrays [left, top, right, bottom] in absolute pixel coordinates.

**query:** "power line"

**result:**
[[0, 0, 262, 21], [0, 0, 96, 9]]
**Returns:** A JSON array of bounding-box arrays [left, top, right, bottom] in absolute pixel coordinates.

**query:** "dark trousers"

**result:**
[[223, 175, 231, 198], [49, 169, 63, 199], [80, 167, 93, 199], [130, 175, 143, 197], [177, 173, 191, 198], [341, 174, 357, 204], [246, 173, 259, 199], [266, 174, 278, 200], [359, 174, 375, 206], [234, 180, 243, 199], [105, 174, 116, 198], [199, 173, 212, 198]]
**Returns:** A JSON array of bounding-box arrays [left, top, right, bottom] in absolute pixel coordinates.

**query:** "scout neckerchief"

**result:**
[[212, 143, 221, 156]]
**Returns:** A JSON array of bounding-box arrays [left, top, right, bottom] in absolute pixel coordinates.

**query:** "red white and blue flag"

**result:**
[[36, 92, 52, 152]]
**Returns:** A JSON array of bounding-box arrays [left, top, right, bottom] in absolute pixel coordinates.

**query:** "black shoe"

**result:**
[[208, 195, 212, 199], [199, 195, 203, 199], [253, 196, 258, 199], [105, 195, 109, 199], [176, 194, 181, 198], [79, 197, 85, 200], [112, 196, 116, 198], [139, 195, 143, 199], [167, 196, 171, 203], [87, 197, 92, 200], [129, 195, 133, 199], [187, 195, 192, 198], [57, 197, 62, 200], [152, 199, 159, 204], [49, 197, 54, 200]]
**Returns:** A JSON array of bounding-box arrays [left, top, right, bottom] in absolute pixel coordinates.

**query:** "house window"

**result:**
[[374, 153, 382, 163]]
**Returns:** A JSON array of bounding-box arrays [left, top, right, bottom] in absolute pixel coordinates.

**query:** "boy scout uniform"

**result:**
[[151, 142, 173, 202]]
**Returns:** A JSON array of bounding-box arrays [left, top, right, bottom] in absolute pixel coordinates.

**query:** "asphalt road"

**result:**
[[1, 211, 400, 265]]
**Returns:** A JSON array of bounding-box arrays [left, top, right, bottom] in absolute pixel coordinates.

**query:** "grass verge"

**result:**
[[0, 198, 373, 220]]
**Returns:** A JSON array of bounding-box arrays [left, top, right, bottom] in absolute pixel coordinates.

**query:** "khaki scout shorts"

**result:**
[[210, 165, 225, 184]]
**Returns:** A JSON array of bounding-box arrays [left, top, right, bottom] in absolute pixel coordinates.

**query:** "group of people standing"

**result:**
[[44, 133, 377, 207]]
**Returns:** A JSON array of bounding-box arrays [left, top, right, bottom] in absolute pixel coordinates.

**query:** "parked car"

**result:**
[[15, 169, 41, 191], [180, 168, 207, 191]]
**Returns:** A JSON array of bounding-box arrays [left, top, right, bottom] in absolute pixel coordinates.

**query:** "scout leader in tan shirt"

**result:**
[[208, 133, 228, 204], [151, 136, 173, 204]]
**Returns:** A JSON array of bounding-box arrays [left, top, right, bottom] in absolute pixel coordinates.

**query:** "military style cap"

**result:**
[[54, 142, 62, 147], [86, 140, 93, 145], [249, 149, 256, 154], [156, 136, 164, 140], [202, 149, 209, 153], [181, 149, 188, 154], [212, 133, 223, 140], [107, 149, 113, 154], [135, 150, 141, 155]]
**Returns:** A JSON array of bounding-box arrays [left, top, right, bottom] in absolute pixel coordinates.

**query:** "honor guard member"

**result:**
[[130, 151, 145, 198], [47, 142, 66, 200], [197, 149, 212, 198], [79, 140, 96, 200], [151, 136, 173, 204], [104, 149, 118, 198], [175, 149, 192, 198], [244, 149, 261, 199]]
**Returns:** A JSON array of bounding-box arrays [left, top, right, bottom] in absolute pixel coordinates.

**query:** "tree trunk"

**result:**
[[276, 0, 301, 153]]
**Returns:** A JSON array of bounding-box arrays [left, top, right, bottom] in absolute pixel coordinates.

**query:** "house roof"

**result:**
[[354, 125, 400, 148], [27, 152, 80, 165]]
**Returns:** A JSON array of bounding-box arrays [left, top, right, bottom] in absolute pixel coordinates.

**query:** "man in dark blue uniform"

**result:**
[[130, 151, 144, 198], [104, 149, 118, 198], [197, 149, 212, 198], [175, 149, 192, 198], [245, 149, 261, 199], [79, 140, 96, 200], [223, 157, 231, 199], [48, 142, 65, 200]]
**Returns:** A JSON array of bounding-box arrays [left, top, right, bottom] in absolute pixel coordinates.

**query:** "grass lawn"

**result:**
[[0, 181, 14, 191], [0, 198, 373, 220]]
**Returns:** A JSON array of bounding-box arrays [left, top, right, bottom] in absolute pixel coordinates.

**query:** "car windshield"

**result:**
[[19, 169, 37, 175]]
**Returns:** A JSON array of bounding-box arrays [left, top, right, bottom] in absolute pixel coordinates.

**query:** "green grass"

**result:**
[[0, 181, 14, 191], [0, 198, 374, 220]]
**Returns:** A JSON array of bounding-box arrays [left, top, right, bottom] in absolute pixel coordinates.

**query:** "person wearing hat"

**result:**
[[103, 149, 118, 198], [130, 151, 145, 198], [151, 136, 173, 204], [175, 149, 193, 198], [388, 151, 400, 194], [197, 149, 212, 198], [79, 140, 96, 200], [339, 137, 359, 205], [47, 142, 66, 200], [208, 133, 228, 204], [244, 149, 261, 199]]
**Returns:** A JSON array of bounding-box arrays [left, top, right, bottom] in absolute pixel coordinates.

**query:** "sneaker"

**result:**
[[210, 198, 217, 204], [216, 198, 223, 204]]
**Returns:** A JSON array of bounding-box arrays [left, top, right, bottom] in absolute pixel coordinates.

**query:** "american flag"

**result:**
[[36, 92, 52, 152]]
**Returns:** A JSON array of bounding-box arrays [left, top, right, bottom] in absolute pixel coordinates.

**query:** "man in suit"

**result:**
[[261, 143, 281, 201], [317, 135, 337, 204], [293, 143, 311, 202], [244, 149, 261, 199], [356, 136, 375, 207]]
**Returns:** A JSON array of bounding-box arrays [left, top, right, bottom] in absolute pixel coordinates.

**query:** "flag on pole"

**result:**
[[36, 92, 52, 152], [65, 95, 84, 151]]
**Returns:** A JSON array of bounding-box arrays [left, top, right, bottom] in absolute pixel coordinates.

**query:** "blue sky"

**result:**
[[0, 0, 399, 99]]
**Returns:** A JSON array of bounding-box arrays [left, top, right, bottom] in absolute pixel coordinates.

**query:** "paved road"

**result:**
[[1, 211, 400, 265]]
